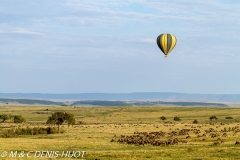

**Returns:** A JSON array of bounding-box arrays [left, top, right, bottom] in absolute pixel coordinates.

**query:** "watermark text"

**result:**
[[1, 150, 86, 158]]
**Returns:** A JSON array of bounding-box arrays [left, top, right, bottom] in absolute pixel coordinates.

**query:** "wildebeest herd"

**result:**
[[110, 123, 240, 146], [111, 131, 187, 146]]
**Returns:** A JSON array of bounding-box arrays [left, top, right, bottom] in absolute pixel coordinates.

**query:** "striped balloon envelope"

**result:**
[[156, 33, 177, 57]]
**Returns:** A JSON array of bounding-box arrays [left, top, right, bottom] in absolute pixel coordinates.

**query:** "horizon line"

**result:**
[[1, 92, 240, 95]]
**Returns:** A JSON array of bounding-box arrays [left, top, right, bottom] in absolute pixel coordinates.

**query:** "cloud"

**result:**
[[59, 2, 158, 28], [138, 1, 240, 31], [0, 28, 42, 35], [2, 0, 239, 35]]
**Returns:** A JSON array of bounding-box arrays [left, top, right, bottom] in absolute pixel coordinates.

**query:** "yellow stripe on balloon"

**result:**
[[162, 34, 167, 54]]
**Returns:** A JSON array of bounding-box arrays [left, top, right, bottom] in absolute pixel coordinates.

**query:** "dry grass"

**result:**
[[0, 105, 240, 159]]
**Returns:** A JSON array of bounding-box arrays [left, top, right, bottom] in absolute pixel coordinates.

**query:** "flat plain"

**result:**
[[0, 105, 240, 160]]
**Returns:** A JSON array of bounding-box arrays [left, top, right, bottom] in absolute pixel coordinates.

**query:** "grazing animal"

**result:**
[[235, 141, 240, 145], [213, 141, 220, 146]]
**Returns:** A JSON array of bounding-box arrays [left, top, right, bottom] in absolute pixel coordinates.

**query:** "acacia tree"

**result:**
[[46, 112, 75, 133], [65, 113, 76, 133], [0, 114, 11, 123], [46, 116, 55, 127]]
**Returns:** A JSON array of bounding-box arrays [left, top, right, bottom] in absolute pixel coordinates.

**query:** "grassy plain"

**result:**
[[0, 105, 240, 159]]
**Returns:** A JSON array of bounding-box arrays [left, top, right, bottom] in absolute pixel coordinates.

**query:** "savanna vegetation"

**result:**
[[0, 105, 240, 159]]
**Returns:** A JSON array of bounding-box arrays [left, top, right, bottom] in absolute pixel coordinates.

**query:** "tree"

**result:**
[[173, 116, 181, 121], [46, 116, 55, 126], [46, 112, 75, 133], [13, 115, 26, 123], [0, 114, 11, 123], [160, 116, 166, 122], [65, 113, 76, 133], [47, 112, 65, 133]]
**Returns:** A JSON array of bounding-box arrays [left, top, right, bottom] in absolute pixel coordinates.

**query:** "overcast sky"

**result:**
[[1, 0, 240, 94]]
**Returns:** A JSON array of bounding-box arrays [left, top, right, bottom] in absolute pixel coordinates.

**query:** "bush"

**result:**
[[0, 126, 66, 138], [46, 127, 59, 134], [38, 128, 47, 134], [1, 129, 15, 138], [225, 116, 233, 119], [0, 114, 11, 122], [209, 116, 218, 121], [15, 128, 22, 135], [13, 115, 26, 123], [33, 127, 39, 135], [26, 127, 33, 135], [173, 116, 181, 121], [193, 119, 198, 124], [160, 116, 167, 121]]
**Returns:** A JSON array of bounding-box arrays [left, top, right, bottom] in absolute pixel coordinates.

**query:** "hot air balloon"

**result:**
[[156, 33, 177, 57]]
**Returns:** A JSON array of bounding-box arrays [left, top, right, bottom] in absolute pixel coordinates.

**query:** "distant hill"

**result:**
[[0, 98, 227, 107], [0, 98, 64, 106], [0, 92, 240, 102], [71, 100, 228, 107]]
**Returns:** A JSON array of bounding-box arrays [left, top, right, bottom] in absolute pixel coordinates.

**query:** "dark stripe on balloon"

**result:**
[[157, 34, 164, 54], [167, 34, 172, 53]]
